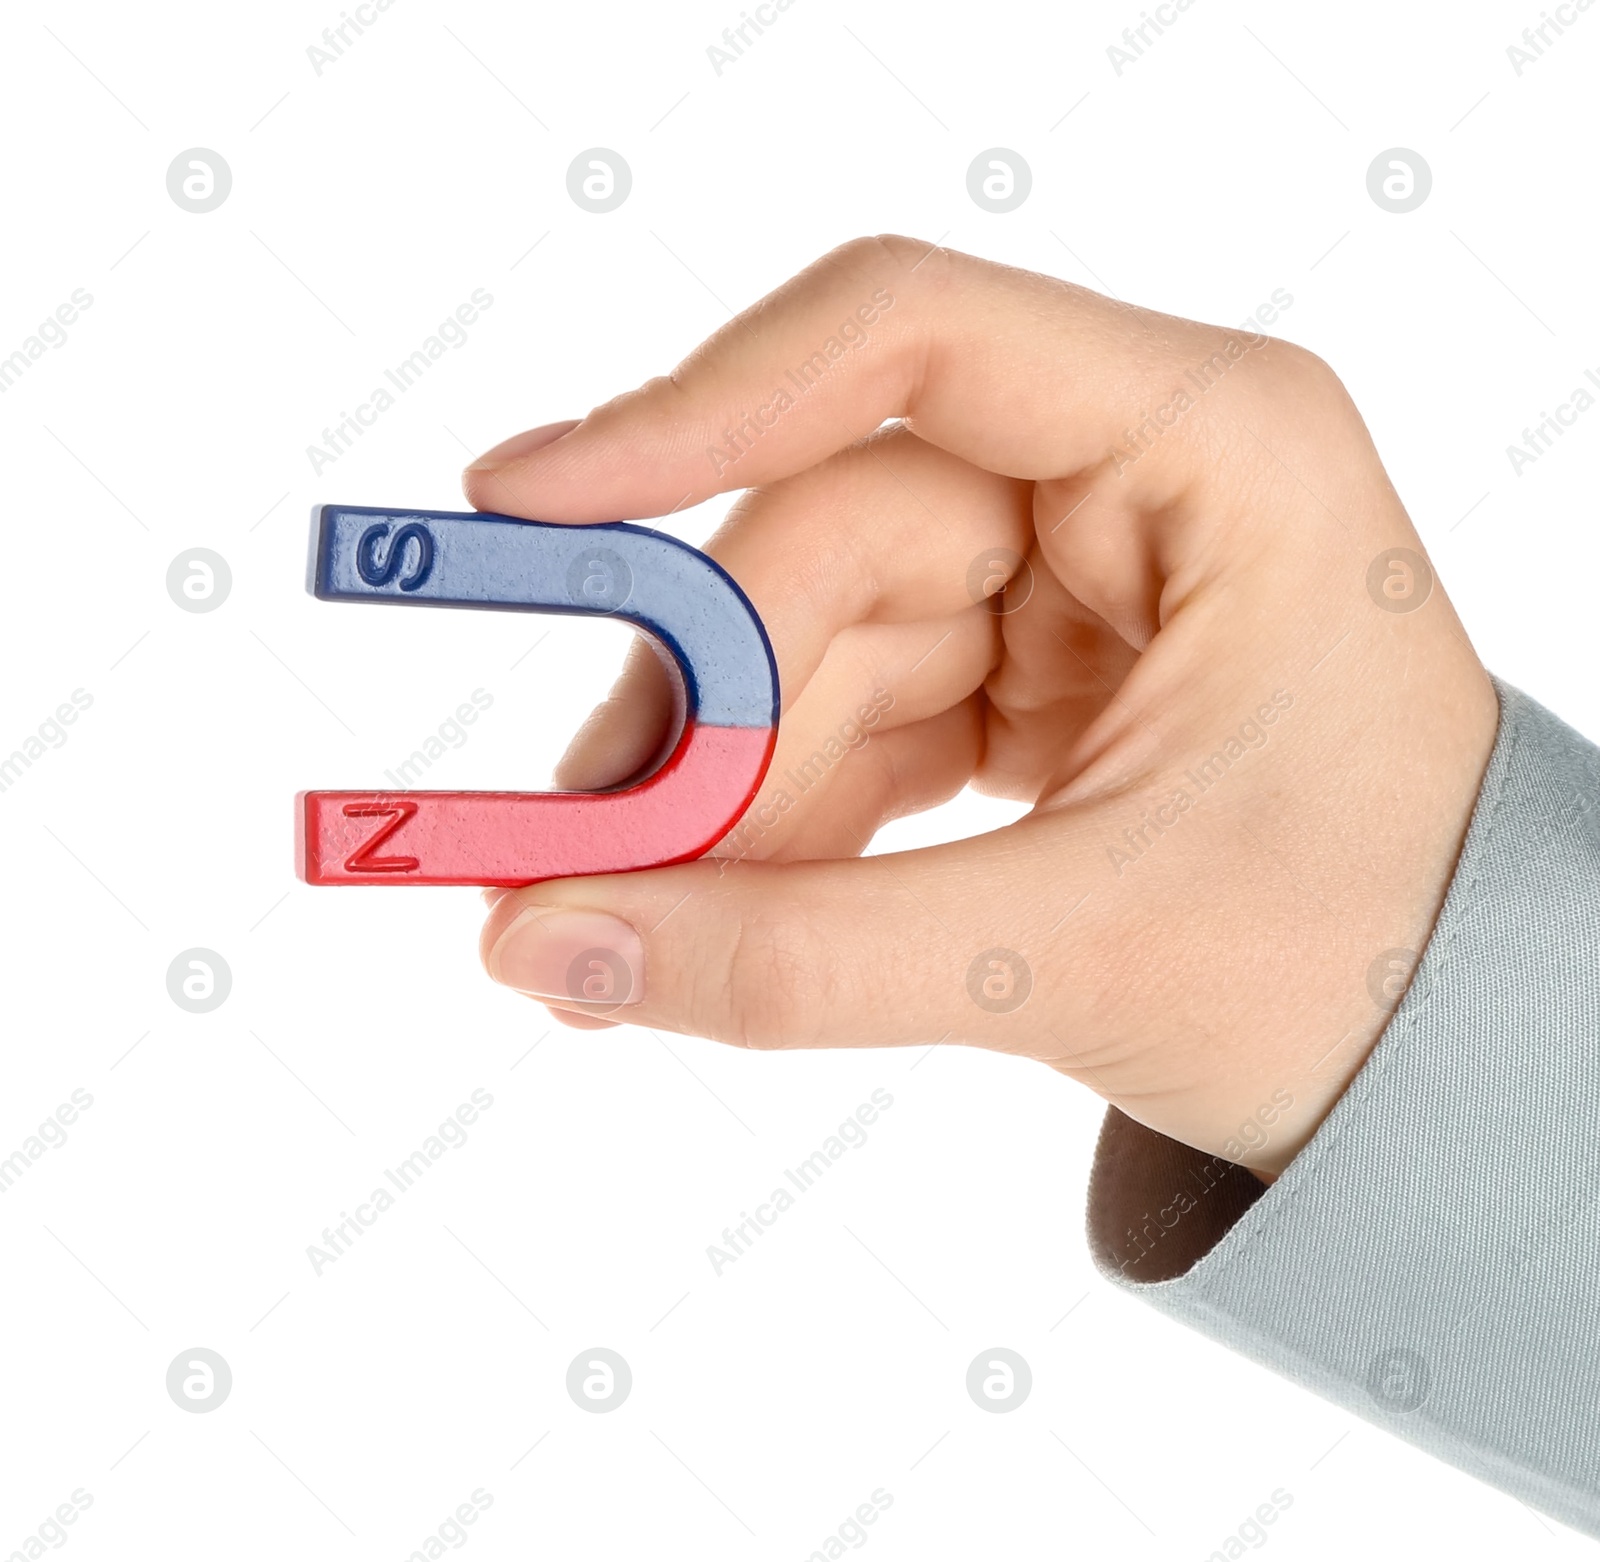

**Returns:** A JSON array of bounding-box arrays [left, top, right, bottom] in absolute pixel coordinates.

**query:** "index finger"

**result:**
[[460, 234, 1297, 524]]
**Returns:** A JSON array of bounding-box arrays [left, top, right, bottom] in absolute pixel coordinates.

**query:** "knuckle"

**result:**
[[719, 458, 886, 620], [582, 375, 681, 455], [1256, 338, 1356, 414], [826, 232, 948, 296], [704, 905, 828, 1049]]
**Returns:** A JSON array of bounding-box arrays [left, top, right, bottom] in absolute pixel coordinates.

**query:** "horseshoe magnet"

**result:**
[[296, 504, 779, 886]]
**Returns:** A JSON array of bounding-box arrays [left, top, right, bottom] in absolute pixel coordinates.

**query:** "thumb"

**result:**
[[477, 825, 1081, 1052]]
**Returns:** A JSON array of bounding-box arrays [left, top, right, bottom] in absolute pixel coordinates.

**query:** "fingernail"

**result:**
[[487, 907, 644, 1006], [465, 418, 582, 472]]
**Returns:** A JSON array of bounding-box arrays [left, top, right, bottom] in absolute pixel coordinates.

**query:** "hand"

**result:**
[[463, 236, 1497, 1179]]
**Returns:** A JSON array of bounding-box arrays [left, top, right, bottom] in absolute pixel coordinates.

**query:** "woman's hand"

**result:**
[[464, 236, 1497, 1179]]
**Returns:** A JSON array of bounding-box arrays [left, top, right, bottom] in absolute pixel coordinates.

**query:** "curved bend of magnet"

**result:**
[[297, 504, 779, 887]]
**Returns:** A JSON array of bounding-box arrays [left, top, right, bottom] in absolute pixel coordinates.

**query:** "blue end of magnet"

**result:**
[[309, 505, 778, 730]]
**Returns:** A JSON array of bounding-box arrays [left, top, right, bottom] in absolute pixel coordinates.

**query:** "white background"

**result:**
[[1, 0, 1596, 1556]]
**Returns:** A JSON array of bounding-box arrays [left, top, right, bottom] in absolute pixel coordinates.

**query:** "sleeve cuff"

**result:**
[[1085, 678, 1600, 1538]]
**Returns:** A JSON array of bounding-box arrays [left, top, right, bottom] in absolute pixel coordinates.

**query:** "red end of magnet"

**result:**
[[298, 722, 775, 887]]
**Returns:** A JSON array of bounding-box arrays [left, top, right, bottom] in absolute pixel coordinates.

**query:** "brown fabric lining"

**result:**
[[1087, 1108, 1269, 1284]]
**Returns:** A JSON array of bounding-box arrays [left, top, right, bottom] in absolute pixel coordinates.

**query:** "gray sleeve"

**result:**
[[1086, 678, 1600, 1539]]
